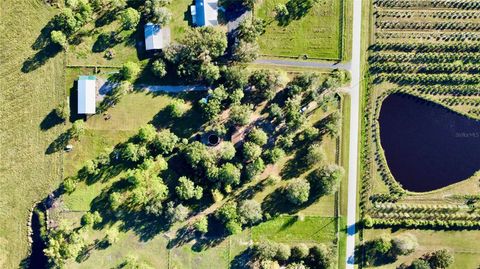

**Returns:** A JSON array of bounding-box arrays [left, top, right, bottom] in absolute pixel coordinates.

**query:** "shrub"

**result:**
[[263, 147, 285, 164], [291, 243, 309, 260], [428, 249, 454, 269], [245, 158, 265, 181], [151, 59, 167, 78], [243, 142, 262, 161], [118, 7, 140, 30], [275, 243, 291, 261], [238, 199, 262, 225], [50, 30, 68, 49], [225, 220, 242, 235], [308, 164, 344, 196], [153, 129, 179, 155], [254, 240, 279, 260], [247, 127, 268, 146], [119, 61, 140, 81], [218, 163, 241, 186], [166, 99, 187, 118], [305, 143, 326, 167], [175, 176, 203, 200], [229, 104, 252, 126], [194, 216, 208, 234], [137, 124, 156, 143], [391, 233, 418, 256]]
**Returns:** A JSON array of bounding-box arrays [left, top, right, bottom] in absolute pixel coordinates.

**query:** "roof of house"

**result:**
[[192, 0, 218, 27], [78, 76, 96, 114], [144, 23, 171, 51]]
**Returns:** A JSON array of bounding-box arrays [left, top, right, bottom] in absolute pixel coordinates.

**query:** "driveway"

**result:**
[[254, 58, 351, 70]]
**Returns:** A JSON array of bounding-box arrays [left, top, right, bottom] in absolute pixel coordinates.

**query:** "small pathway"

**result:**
[[254, 58, 352, 71], [137, 85, 207, 93]]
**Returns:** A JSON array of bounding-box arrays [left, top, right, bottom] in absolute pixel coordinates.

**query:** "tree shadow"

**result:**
[[46, 132, 71, 154], [40, 109, 65, 131], [150, 101, 206, 138], [22, 43, 62, 73], [92, 32, 119, 52], [277, 0, 315, 27], [229, 248, 254, 269], [95, 10, 117, 28]]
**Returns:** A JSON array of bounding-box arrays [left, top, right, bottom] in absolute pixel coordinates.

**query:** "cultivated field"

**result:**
[[0, 0, 65, 268], [255, 0, 351, 60], [359, 0, 480, 267]]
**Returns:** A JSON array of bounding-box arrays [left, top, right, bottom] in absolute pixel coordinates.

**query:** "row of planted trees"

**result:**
[[374, 0, 480, 9], [375, 31, 480, 42], [376, 21, 480, 31], [375, 9, 480, 19]]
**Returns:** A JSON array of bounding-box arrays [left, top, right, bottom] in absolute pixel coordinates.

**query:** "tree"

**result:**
[[151, 58, 167, 78], [249, 69, 283, 101], [236, 18, 265, 43], [122, 143, 141, 162], [166, 99, 187, 118], [263, 147, 285, 164], [245, 158, 265, 181], [194, 216, 208, 234], [243, 142, 262, 161], [286, 263, 307, 269], [372, 235, 393, 256], [144, 0, 172, 25], [232, 40, 259, 63], [275, 243, 291, 261], [183, 141, 213, 169], [308, 164, 344, 196], [215, 201, 238, 223], [391, 233, 418, 256], [410, 259, 431, 269], [120, 61, 140, 81], [175, 176, 203, 200], [305, 143, 326, 167], [254, 240, 279, 260], [324, 111, 341, 138], [52, 8, 78, 35], [237, 199, 262, 225], [225, 220, 242, 235], [274, 3, 289, 21], [247, 128, 268, 146], [137, 124, 157, 143], [219, 142, 236, 161], [118, 7, 140, 30], [218, 163, 241, 186], [229, 104, 252, 126], [69, 120, 85, 140], [50, 30, 68, 49], [44, 228, 84, 267], [81, 211, 102, 227], [153, 129, 179, 155], [220, 66, 248, 91], [104, 228, 119, 245], [62, 177, 77, 194], [165, 202, 190, 223], [291, 244, 309, 260], [310, 244, 333, 268], [428, 249, 454, 269], [285, 178, 310, 205], [268, 103, 283, 121]]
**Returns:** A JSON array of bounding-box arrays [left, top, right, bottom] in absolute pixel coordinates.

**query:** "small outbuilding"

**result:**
[[144, 23, 171, 51], [191, 0, 219, 27], [77, 75, 96, 115]]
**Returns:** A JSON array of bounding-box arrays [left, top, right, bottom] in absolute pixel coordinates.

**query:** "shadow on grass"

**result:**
[[46, 132, 71, 154], [276, 0, 315, 27], [22, 43, 62, 73], [40, 109, 65, 131], [230, 248, 254, 269], [150, 101, 206, 138]]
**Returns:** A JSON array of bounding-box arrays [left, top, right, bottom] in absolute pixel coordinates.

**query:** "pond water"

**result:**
[[378, 93, 480, 192], [28, 207, 48, 269]]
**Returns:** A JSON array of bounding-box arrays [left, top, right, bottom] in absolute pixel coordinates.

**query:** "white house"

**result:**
[[144, 23, 171, 51], [77, 76, 96, 114], [191, 0, 218, 27]]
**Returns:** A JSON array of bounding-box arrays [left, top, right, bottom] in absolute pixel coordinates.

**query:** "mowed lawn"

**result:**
[[0, 0, 65, 268], [256, 0, 344, 60]]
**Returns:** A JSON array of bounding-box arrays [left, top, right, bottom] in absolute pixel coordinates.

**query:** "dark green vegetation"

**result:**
[[358, 0, 480, 268]]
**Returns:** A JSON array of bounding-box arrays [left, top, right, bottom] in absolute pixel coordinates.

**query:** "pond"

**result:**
[[378, 93, 480, 192]]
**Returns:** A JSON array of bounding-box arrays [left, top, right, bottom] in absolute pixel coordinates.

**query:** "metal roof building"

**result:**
[[77, 76, 96, 114], [191, 0, 218, 27], [144, 23, 171, 51]]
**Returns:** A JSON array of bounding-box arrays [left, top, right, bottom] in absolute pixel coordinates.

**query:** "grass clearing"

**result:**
[[256, 0, 348, 60], [0, 1, 66, 268], [252, 216, 337, 244]]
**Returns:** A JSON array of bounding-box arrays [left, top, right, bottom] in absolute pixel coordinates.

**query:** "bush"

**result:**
[[225, 220, 242, 235], [153, 129, 179, 155], [285, 178, 310, 205], [245, 158, 265, 181], [391, 233, 418, 256], [218, 163, 241, 186], [428, 249, 454, 269], [265, 175, 281, 186], [308, 164, 344, 196], [54, 102, 70, 121], [118, 7, 140, 30], [309, 244, 333, 268], [50, 30, 68, 49], [175, 176, 203, 200], [410, 259, 431, 269], [81, 211, 102, 227], [151, 59, 167, 78], [137, 124, 156, 143], [219, 142, 236, 161], [62, 177, 77, 193], [69, 120, 85, 140]]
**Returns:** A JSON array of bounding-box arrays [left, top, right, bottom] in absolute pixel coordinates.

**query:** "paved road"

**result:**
[[346, 0, 363, 268], [254, 58, 351, 70]]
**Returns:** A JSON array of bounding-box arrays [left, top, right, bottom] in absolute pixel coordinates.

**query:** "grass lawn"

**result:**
[[256, 0, 347, 60], [363, 229, 480, 268], [0, 0, 66, 268], [252, 216, 337, 245]]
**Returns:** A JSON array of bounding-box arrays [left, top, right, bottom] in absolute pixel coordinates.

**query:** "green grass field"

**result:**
[[256, 0, 348, 60], [0, 1, 65, 268]]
